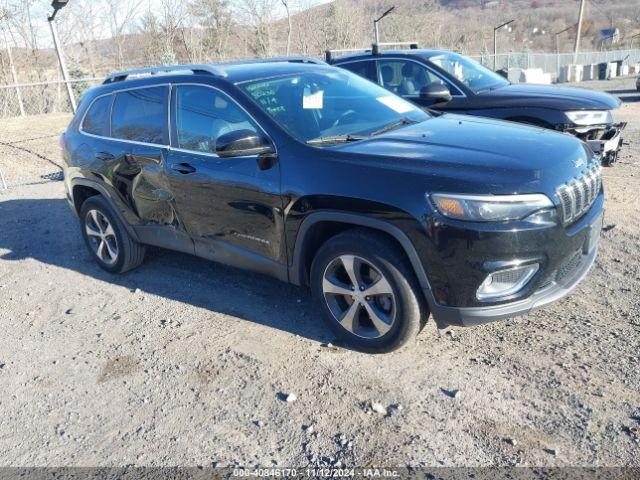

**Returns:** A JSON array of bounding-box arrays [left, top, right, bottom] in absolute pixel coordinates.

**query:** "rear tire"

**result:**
[[79, 196, 146, 274], [310, 229, 427, 353]]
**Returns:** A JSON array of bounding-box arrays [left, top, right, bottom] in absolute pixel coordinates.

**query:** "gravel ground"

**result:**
[[0, 78, 639, 468]]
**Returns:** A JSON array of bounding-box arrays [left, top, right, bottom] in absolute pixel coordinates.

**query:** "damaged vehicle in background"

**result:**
[[327, 43, 626, 165]]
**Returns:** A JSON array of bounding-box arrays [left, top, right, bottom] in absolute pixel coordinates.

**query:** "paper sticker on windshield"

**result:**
[[377, 96, 414, 114], [303, 90, 324, 109]]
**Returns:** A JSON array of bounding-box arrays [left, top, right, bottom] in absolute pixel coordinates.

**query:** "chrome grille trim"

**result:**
[[556, 164, 602, 226]]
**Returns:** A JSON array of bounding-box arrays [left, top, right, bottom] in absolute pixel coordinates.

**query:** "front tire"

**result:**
[[310, 229, 427, 353], [79, 196, 145, 273]]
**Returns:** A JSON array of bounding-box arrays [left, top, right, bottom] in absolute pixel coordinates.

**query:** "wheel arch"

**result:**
[[70, 178, 140, 242], [290, 212, 433, 297]]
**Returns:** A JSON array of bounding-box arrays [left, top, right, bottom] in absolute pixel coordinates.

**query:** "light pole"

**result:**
[[374, 6, 395, 45], [48, 0, 76, 113], [493, 20, 515, 71]]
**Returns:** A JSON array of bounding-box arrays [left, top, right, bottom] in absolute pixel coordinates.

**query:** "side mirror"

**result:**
[[215, 129, 273, 158], [419, 83, 453, 105]]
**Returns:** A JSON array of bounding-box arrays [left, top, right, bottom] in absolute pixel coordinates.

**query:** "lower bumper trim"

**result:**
[[429, 243, 598, 328]]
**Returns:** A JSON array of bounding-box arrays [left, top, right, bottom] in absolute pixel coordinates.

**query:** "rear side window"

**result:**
[[111, 87, 168, 145], [82, 95, 112, 137], [339, 61, 377, 82]]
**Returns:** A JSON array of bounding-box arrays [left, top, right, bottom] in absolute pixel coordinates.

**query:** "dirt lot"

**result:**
[[0, 78, 639, 468]]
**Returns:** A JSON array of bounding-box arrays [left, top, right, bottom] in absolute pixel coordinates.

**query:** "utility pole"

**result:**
[[555, 25, 575, 79], [374, 6, 395, 45], [573, 0, 586, 63], [493, 20, 515, 71], [48, 0, 76, 113]]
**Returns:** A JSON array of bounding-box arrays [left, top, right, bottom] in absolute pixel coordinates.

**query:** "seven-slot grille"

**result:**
[[556, 164, 602, 226]]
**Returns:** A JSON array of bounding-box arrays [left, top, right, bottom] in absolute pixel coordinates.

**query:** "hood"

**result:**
[[476, 83, 621, 111], [333, 114, 596, 197]]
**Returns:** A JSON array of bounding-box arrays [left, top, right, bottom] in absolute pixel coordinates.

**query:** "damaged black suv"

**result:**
[[62, 60, 604, 352], [328, 43, 625, 165]]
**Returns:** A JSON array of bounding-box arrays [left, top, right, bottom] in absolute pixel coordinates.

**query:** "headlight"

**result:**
[[430, 193, 554, 222], [565, 110, 612, 126]]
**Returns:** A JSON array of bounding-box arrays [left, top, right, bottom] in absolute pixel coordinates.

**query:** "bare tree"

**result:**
[[235, 0, 280, 57], [106, 0, 145, 68], [188, 0, 234, 61], [139, 0, 190, 65], [0, 7, 25, 115], [281, 0, 292, 56]]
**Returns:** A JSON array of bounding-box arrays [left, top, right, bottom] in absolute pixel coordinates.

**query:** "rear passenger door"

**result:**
[[79, 93, 127, 178], [165, 84, 285, 271], [108, 86, 192, 250]]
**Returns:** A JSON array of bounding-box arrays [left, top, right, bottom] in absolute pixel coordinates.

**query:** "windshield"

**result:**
[[240, 70, 430, 144], [429, 52, 509, 94]]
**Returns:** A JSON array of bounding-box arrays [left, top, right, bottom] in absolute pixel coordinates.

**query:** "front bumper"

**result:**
[[570, 122, 626, 165], [430, 235, 598, 327], [422, 197, 604, 328]]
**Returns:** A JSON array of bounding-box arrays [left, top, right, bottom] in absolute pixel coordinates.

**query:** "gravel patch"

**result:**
[[0, 78, 638, 467]]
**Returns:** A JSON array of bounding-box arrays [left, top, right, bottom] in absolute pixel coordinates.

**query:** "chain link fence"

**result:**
[[0, 78, 102, 119], [472, 49, 640, 76], [0, 49, 639, 122]]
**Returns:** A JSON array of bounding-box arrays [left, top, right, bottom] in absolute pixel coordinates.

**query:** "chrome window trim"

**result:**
[[79, 92, 113, 139], [170, 82, 276, 159], [78, 82, 275, 158], [336, 57, 466, 98], [79, 83, 171, 148]]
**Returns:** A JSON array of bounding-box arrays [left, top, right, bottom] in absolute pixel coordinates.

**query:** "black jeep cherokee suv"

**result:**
[[62, 60, 604, 352]]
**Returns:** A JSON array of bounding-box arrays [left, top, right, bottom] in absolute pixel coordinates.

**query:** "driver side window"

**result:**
[[174, 85, 258, 154], [377, 60, 450, 97]]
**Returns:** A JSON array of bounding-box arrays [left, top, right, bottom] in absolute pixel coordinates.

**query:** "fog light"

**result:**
[[476, 264, 539, 301]]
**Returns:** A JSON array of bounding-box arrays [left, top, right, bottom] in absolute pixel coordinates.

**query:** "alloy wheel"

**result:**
[[322, 254, 396, 339], [85, 209, 118, 266]]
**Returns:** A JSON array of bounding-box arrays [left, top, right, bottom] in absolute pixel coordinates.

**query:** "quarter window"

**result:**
[[174, 85, 259, 154], [111, 86, 168, 145], [339, 61, 377, 82], [82, 95, 112, 137]]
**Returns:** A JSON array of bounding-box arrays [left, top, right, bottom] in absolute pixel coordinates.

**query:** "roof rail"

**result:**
[[103, 64, 227, 84], [221, 56, 326, 66], [325, 42, 420, 62], [325, 48, 372, 63], [371, 42, 420, 55]]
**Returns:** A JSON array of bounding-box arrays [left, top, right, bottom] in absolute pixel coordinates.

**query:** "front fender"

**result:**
[[289, 209, 434, 301]]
